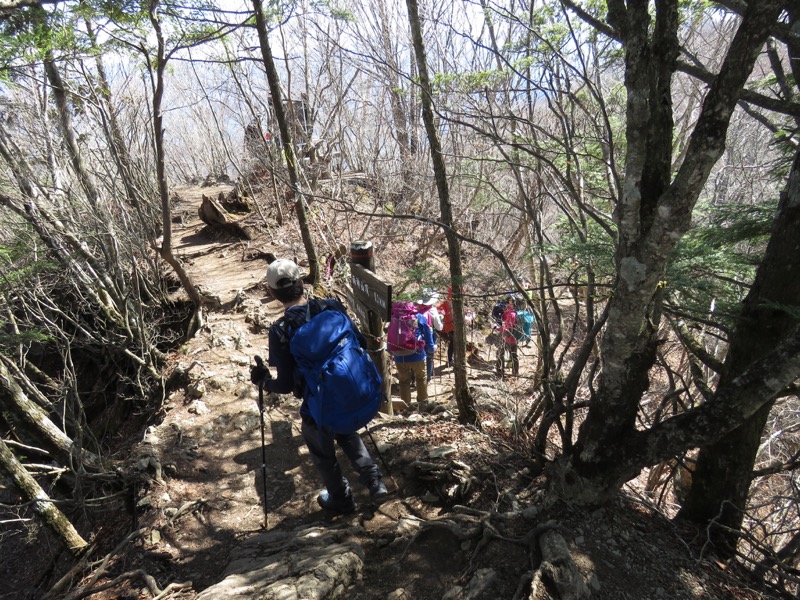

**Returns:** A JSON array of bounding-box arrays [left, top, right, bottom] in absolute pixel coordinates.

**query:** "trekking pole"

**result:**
[[254, 356, 269, 529], [364, 422, 391, 477], [439, 336, 447, 385], [437, 341, 443, 387]]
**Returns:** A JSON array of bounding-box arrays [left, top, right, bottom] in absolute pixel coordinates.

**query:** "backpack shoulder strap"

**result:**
[[278, 301, 316, 342], [273, 315, 292, 344]]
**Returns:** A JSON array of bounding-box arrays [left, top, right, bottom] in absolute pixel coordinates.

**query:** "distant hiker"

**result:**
[[516, 305, 535, 347], [249, 259, 387, 515], [519, 275, 535, 306], [387, 300, 435, 409], [416, 290, 443, 382], [438, 287, 455, 367], [492, 296, 508, 327], [497, 297, 520, 378]]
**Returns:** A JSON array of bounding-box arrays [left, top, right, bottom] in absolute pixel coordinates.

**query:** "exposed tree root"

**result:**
[[534, 528, 591, 600], [448, 503, 589, 600], [42, 524, 193, 600]]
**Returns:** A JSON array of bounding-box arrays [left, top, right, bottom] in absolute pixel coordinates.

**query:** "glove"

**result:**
[[250, 355, 271, 386]]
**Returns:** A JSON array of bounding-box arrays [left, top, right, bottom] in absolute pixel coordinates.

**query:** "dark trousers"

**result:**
[[301, 417, 380, 502], [496, 340, 519, 377], [444, 331, 454, 365]]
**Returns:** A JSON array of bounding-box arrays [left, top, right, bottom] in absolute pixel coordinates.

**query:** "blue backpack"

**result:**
[[289, 306, 383, 434]]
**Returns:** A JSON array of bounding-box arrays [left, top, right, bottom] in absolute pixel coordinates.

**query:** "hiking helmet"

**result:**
[[266, 259, 301, 289]]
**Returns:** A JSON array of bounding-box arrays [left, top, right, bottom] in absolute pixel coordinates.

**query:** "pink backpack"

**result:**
[[387, 302, 422, 355]]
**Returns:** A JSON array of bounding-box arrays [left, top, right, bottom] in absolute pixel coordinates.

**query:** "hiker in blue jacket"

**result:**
[[416, 291, 442, 382], [250, 259, 387, 514], [390, 308, 435, 409]]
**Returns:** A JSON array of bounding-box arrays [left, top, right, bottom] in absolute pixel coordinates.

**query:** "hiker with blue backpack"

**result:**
[[249, 259, 387, 515], [387, 300, 435, 410], [516, 304, 534, 347]]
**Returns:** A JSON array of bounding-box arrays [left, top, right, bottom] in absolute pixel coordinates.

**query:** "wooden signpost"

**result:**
[[348, 241, 393, 414], [350, 264, 391, 322]]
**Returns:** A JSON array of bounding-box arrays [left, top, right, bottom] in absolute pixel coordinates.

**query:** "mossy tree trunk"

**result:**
[[0, 437, 88, 556]]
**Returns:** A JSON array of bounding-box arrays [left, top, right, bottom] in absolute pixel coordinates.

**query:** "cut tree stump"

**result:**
[[198, 195, 253, 240]]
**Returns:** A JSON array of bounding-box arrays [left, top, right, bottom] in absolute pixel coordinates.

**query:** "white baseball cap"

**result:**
[[266, 259, 301, 289]]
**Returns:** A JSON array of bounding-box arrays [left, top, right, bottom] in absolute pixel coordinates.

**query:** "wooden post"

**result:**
[[350, 241, 393, 415]]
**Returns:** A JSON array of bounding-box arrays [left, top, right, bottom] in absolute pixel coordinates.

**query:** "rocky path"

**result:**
[[128, 186, 530, 599], [115, 185, 757, 600]]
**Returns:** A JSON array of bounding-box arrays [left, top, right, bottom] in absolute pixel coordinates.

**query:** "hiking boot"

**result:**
[[369, 480, 388, 504], [317, 489, 356, 514]]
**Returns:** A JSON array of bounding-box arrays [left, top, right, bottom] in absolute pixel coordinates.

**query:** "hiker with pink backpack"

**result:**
[[496, 295, 522, 378], [386, 300, 435, 410]]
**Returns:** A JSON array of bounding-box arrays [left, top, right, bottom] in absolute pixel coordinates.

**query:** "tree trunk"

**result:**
[[547, 321, 800, 505], [43, 55, 101, 207], [251, 0, 319, 284], [678, 146, 800, 556], [375, 0, 416, 201], [405, 0, 479, 427], [553, 0, 787, 504], [572, 0, 680, 472], [148, 1, 206, 336], [0, 119, 46, 199], [84, 17, 149, 220], [0, 437, 88, 555]]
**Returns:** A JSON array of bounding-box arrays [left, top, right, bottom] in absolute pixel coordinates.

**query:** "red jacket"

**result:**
[[500, 303, 518, 345], [438, 300, 454, 334]]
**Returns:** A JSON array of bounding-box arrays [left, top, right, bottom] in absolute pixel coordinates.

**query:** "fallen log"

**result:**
[[198, 195, 252, 240], [0, 437, 88, 556]]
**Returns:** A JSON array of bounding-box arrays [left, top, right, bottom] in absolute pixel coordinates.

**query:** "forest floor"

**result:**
[[4, 184, 785, 600]]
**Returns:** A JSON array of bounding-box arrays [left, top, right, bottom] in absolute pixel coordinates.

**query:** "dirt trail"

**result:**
[[124, 185, 537, 598], [132, 186, 307, 584], [134, 186, 462, 592]]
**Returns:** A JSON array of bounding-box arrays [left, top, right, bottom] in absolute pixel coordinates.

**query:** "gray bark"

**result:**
[[0, 357, 101, 470], [251, 0, 320, 284], [83, 17, 149, 218], [677, 144, 800, 555], [43, 56, 101, 207], [405, 0, 479, 427], [148, 0, 207, 336]]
